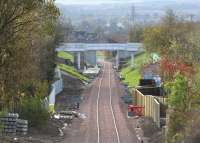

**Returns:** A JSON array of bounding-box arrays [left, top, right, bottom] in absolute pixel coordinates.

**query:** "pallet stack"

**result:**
[[0, 113, 28, 135], [1, 113, 19, 135], [16, 119, 28, 135]]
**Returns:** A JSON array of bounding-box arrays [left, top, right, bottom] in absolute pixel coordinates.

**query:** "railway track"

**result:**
[[62, 61, 137, 143], [96, 62, 121, 143]]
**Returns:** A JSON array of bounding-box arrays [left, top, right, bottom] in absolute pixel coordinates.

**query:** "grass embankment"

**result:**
[[57, 51, 88, 81], [59, 64, 89, 81], [57, 51, 74, 62], [120, 53, 148, 87]]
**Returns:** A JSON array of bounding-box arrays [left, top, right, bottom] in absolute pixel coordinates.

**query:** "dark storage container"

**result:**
[[139, 79, 156, 87], [137, 86, 164, 96]]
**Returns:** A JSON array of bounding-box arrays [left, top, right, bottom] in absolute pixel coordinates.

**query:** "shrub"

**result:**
[[0, 111, 6, 135], [167, 111, 186, 143], [165, 73, 188, 110], [19, 97, 50, 127]]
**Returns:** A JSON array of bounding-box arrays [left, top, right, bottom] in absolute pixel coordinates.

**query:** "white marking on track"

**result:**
[[97, 62, 120, 143], [97, 63, 105, 143], [109, 63, 121, 143]]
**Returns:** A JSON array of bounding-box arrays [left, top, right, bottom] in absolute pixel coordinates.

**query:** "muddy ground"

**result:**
[[0, 74, 85, 143], [55, 74, 85, 111]]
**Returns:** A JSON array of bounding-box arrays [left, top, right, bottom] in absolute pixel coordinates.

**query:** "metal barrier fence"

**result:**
[[48, 67, 63, 111], [49, 79, 63, 106], [133, 89, 167, 127]]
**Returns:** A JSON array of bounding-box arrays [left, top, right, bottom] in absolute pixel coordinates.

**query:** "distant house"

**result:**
[[69, 30, 99, 43]]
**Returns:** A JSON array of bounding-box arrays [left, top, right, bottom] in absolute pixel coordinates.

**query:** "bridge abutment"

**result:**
[[116, 50, 119, 69], [84, 51, 97, 67], [74, 51, 97, 70], [131, 52, 135, 68], [77, 52, 81, 70]]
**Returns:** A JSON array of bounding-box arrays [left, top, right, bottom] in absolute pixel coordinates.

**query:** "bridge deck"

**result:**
[[56, 43, 143, 52]]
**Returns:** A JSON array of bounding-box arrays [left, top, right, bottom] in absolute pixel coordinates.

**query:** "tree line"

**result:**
[[142, 10, 200, 143], [0, 0, 60, 125]]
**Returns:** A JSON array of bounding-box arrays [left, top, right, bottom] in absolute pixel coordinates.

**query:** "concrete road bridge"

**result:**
[[56, 43, 143, 69]]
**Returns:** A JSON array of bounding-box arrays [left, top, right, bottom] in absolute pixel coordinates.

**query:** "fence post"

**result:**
[[151, 96, 153, 118], [154, 99, 160, 128]]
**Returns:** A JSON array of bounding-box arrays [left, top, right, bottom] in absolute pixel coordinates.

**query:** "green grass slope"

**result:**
[[120, 53, 148, 87], [59, 64, 88, 81], [57, 51, 74, 63]]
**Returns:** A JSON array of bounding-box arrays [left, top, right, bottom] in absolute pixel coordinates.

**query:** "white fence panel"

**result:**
[[49, 79, 63, 105]]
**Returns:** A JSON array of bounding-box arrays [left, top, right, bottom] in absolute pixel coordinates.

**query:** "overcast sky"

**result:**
[[55, 0, 196, 5], [56, 0, 142, 5]]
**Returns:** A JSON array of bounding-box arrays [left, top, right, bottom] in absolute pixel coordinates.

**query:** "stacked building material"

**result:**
[[16, 119, 28, 135], [1, 113, 19, 135], [0, 113, 28, 135]]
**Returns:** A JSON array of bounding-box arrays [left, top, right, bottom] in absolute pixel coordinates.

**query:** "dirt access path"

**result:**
[[62, 62, 138, 143]]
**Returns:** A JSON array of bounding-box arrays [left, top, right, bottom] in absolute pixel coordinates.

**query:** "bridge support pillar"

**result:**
[[77, 52, 81, 70], [131, 52, 135, 68], [84, 51, 97, 67], [116, 50, 119, 69]]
